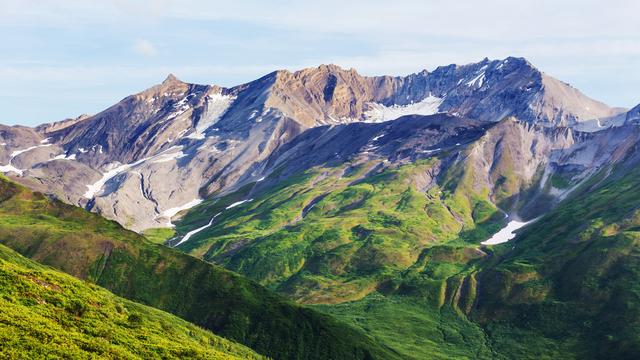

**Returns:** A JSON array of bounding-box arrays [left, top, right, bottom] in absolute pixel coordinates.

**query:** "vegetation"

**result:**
[[5, 136, 640, 358], [172, 143, 640, 359], [176, 159, 503, 304], [0, 175, 398, 360], [143, 227, 176, 244], [0, 243, 264, 359], [473, 163, 640, 359]]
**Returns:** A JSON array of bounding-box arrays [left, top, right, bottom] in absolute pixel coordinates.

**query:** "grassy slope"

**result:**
[[0, 243, 264, 359], [0, 176, 399, 360], [474, 163, 640, 359], [174, 142, 640, 359], [173, 158, 511, 358], [176, 159, 503, 304]]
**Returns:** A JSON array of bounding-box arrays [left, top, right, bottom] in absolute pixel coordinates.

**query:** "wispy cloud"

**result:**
[[132, 39, 157, 57]]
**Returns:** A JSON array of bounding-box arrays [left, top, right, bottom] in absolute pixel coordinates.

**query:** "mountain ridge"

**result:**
[[0, 56, 633, 232]]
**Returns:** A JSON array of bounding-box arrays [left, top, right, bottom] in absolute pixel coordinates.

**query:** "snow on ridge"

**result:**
[[10, 143, 53, 158], [364, 95, 445, 123], [466, 72, 485, 88], [50, 153, 77, 161]]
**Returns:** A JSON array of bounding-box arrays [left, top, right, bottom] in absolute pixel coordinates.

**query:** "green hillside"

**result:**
[[0, 243, 264, 359], [172, 147, 640, 358], [0, 175, 399, 360], [473, 162, 640, 359], [175, 159, 503, 304]]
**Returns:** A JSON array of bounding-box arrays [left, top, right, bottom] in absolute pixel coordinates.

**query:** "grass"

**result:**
[[171, 139, 640, 359], [473, 163, 640, 359], [0, 243, 264, 359], [0, 175, 398, 360], [143, 227, 176, 244], [314, 293, 495, 360], [175, 159, 503, 304]]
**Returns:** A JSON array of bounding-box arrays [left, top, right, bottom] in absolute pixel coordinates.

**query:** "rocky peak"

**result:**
[[162, 73, 182, 84], [626, 103, 640, 124]]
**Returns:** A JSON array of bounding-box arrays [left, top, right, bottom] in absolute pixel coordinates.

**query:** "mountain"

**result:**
[[169, 111, 640, 297], [0, 243, 264, 359], [1, 57, 640, 358], [0, 57, 625, 232], [0, 175, 399, 360]]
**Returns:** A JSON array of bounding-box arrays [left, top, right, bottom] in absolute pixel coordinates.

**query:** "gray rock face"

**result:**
[[0, 57, 635, 231]]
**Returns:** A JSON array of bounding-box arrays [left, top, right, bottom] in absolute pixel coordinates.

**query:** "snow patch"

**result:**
[[418, 148, 441, 154], [2, 143, 55, 175], [186, 93, 235, 139], [83, 158, 149, 199], [466, 72, 485, 88], [150, 149, 187, 163], [226, 199, 253, 210], [572, 112, 627, 132], [481, 218, 537, 245], [0, 164, 23, 175], [10, 144, 53, 158], [159, 198, 204, 228], [50, 153, 77, 161], [175, 212, 221, 246], [364, 95, 445, 122], [84, 145, 192, 199]]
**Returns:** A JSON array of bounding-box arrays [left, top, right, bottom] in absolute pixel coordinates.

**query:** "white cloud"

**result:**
[[132, 39, 157, 57]]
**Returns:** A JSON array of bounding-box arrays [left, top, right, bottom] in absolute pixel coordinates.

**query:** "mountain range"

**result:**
[[1, 56, 640, 359]]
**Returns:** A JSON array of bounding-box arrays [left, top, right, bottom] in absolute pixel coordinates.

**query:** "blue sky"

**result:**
[[1, 0, 639, 126]]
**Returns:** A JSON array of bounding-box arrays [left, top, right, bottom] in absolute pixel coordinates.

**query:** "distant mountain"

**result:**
[[0, 57, 626, 232]]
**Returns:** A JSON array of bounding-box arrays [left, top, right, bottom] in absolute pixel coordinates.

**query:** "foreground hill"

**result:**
[[0, 176, 398, 360], [0, 243, 264, 359]]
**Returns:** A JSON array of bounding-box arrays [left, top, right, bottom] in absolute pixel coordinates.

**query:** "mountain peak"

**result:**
[[163, 73, 181, 84]]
